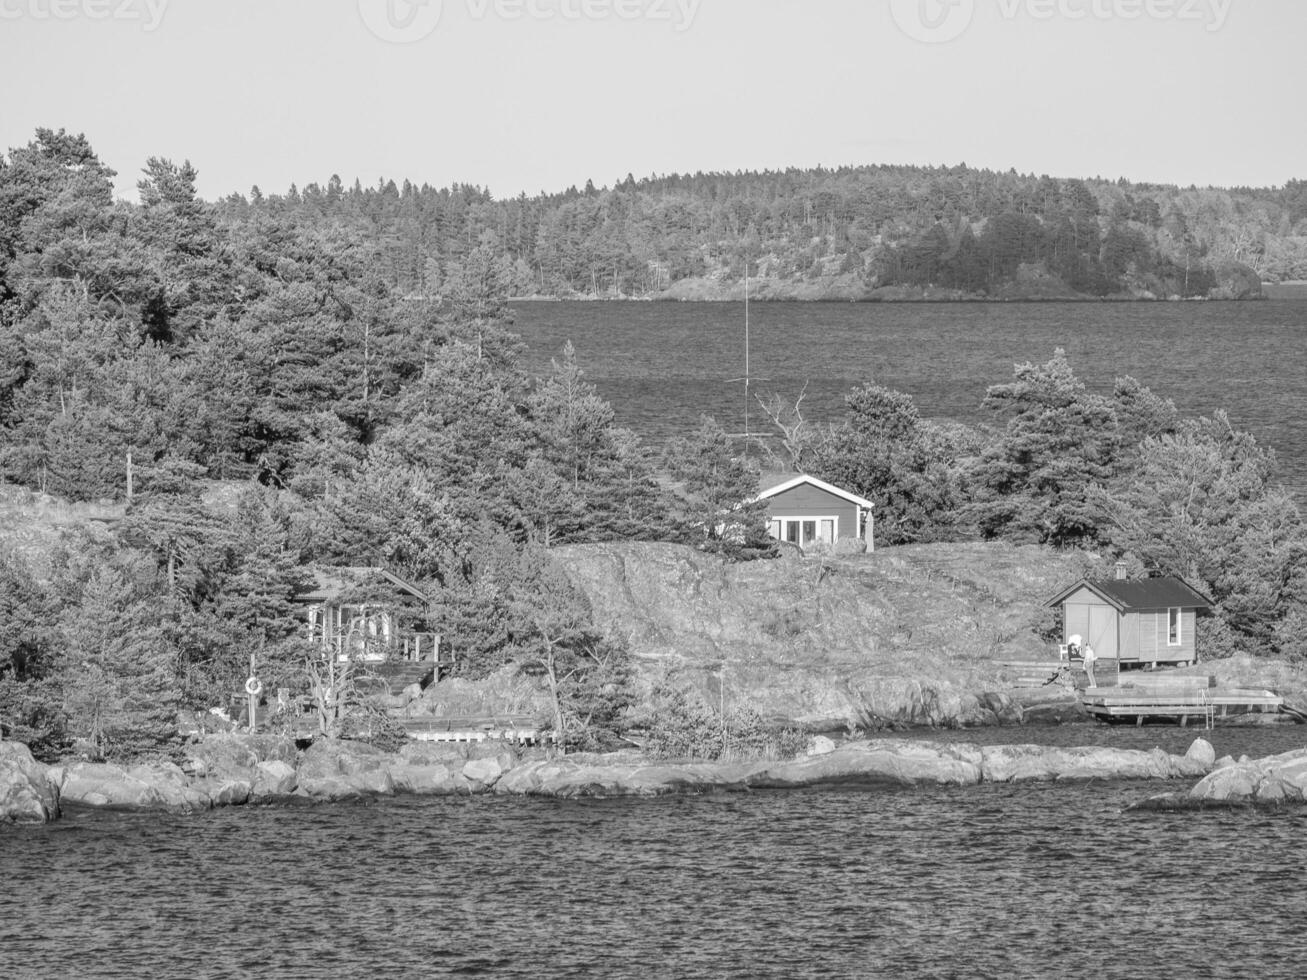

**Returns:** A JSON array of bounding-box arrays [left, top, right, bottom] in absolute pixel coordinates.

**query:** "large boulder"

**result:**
[[1187, 748, 1307, 804], [462, 756, 505, 788], [979, 744, 1208, 783], [0, 741, 61, 824], [495, 756, 744, 798], [296, 739, 397, 800], [1184, 737, 1216, 767], [251, 760, 298, 800], [59, 761, 213, 812], [183, 734, 296, 779], [750, 740, 982, 789]]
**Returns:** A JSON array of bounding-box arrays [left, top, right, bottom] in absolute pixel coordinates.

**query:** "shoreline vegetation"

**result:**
[[2, 129, 1306, 806]]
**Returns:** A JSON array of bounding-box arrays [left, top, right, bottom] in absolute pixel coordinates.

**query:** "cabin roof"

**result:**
[[756, 473, 875, 510], [295, 566, 429, 604], [1046, 575, 1212, 612]]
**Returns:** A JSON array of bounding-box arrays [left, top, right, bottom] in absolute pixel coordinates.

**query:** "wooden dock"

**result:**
[[1080, 682, 1283, 727]]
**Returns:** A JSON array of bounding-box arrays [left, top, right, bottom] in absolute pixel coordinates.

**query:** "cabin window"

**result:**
[[1168, 607, 1181, 646], [768, 517, 839, 547]]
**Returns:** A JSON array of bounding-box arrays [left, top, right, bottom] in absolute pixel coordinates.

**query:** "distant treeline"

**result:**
[[213, 164, 1307, 300]]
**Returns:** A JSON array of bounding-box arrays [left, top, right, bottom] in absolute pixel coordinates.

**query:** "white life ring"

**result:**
[[245, 676, 263, 697]]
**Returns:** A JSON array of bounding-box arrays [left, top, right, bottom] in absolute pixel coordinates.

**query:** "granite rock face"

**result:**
[[0, 740, 61, 824], [551, 541, 1086, 731]]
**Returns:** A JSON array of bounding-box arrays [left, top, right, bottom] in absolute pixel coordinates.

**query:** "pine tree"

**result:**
[[57, 561, 181, 761], [967, 349, 1118, 546]]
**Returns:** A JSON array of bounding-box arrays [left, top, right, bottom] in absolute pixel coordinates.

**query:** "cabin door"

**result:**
[[1087, 605, 1118, 659]]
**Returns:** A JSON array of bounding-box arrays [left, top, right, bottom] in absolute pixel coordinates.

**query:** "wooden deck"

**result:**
[[1080, 686, 1284, 727], [399, 715, 551, 744]]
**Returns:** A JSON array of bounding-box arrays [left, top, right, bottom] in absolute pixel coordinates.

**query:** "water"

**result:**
[[513, 299, 1307, 494], [4, 726, 1306, 979]]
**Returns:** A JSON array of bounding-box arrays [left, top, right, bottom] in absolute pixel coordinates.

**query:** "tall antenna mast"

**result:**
[[726, 257, 766, 452], [744, 269, 750, 444]]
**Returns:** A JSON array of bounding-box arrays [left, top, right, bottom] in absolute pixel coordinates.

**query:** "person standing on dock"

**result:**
[[1082, 643, 1097, 688]]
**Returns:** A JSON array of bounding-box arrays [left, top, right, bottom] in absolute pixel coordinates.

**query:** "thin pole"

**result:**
[[743, 269, 749, 448]]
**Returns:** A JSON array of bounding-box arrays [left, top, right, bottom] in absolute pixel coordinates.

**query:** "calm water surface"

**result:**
[[514, 300, 1307, 493], [4, 726, 1306, 979]]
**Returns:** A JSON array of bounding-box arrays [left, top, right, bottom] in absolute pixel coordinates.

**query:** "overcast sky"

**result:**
[[2, 0, 1303, 202]]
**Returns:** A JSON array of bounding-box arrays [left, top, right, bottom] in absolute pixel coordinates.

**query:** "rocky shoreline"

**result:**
[[2, 731, 1256, 826], [1131, 747, 1307, 810]]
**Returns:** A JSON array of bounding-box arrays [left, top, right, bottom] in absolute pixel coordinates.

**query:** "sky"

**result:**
[[1, 0, 1304, 203]]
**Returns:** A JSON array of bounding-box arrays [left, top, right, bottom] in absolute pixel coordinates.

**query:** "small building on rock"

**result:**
[[1046, 566, 1212, 669], [756, 474, 875, 551]]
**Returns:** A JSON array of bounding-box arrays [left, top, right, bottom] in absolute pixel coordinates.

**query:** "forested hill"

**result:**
[[215, 165, 1307, 301]]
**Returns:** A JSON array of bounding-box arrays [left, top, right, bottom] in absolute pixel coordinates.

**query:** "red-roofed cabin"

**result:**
[[1046, 568, 1212, 669], [756, 474, 875, 551]]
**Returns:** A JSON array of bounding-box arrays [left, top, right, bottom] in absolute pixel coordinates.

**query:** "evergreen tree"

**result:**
[[663, 415, 775, 559], [811, 383, 958, 544], [1092, 412, 1307, 657], [967, 350, 1117, 546], [55, 557, 181, 761]]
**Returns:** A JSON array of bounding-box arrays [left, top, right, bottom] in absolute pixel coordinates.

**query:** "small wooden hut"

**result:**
[[1046, 567, 1212, 669]]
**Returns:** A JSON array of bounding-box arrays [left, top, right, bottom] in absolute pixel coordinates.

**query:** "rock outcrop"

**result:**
[[550, 541, 1089, 730], [0, 740, 61, 824], [493, 738, 1213, 798], [1133, 746, 1307, 810], [11, 732, 1226, 819], [58, 760, 218, 812], [182, 733, 297, 802], [295, 738, 398, 800]]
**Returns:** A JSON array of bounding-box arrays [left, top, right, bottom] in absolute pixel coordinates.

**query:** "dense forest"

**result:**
[[216, 163, 1307, 300], [1, 128, 1305, 763]]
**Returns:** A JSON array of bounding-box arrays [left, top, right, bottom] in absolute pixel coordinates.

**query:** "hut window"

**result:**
[[1167, 607, 1181, 646]]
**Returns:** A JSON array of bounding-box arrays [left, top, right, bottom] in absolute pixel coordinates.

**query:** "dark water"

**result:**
[[513, 299, 1307, 494], [4, 726, 1306, 979]]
